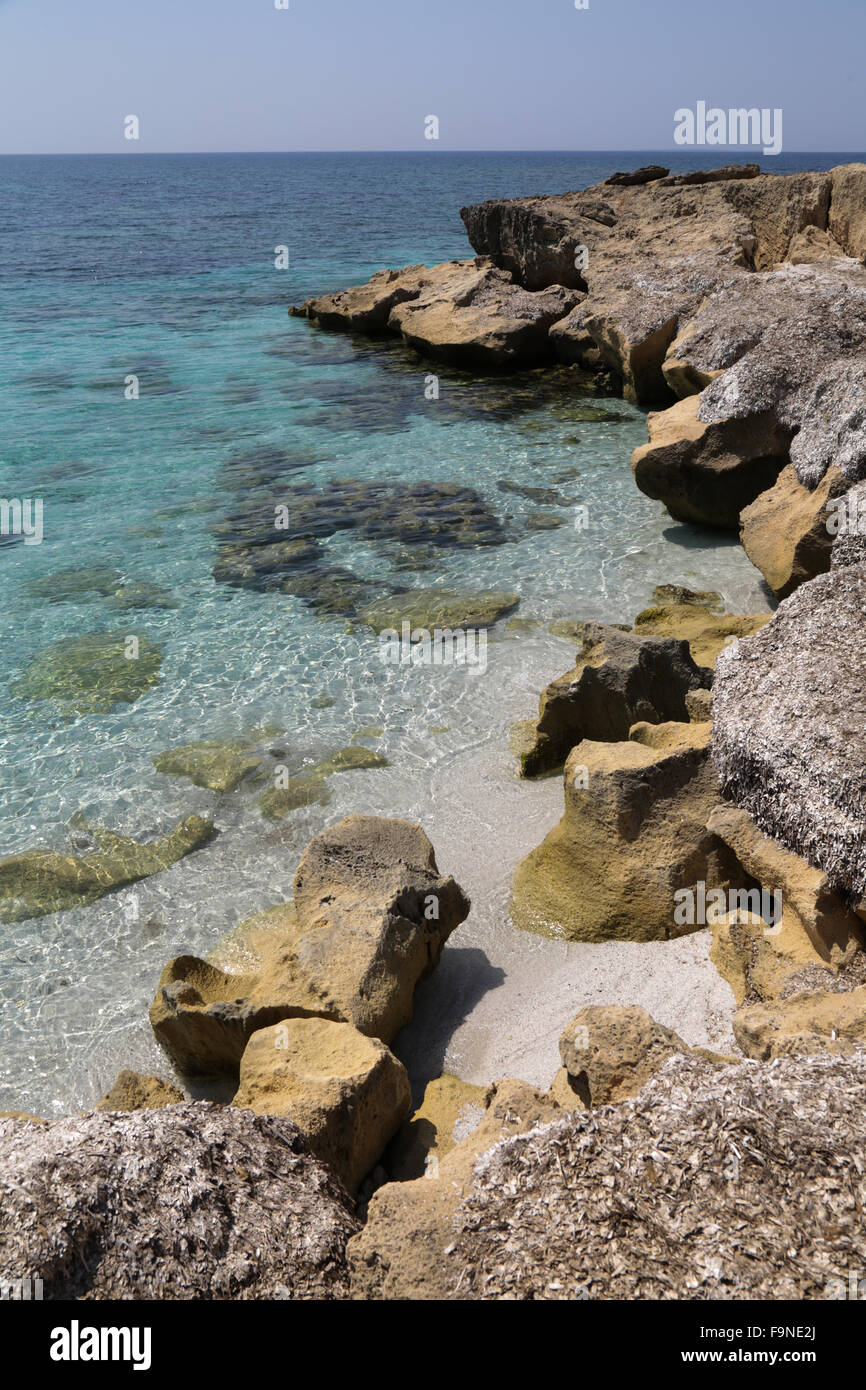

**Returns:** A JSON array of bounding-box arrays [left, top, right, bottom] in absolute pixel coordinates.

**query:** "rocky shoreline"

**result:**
[[2, 163, 866, 1300]]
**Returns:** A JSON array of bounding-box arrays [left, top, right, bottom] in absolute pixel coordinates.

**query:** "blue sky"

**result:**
[[0, 0, 862, 154]]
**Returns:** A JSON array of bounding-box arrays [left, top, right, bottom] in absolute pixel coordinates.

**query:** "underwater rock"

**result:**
[[153, 739, 264, 793], [357, 589, 518, 632], [12, 631, 163, 715]]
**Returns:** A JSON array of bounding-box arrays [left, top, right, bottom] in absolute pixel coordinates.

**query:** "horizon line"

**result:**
[[0, 147, 864, 158]]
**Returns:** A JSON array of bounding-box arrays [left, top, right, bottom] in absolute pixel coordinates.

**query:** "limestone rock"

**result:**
[[98, 1070, 184, 1112], [828, 162, 866, 263], [517, 622, 709, 777], [150, 816, 469, 1076], [511, 721, 745, 942], [290, 262, 433, 333], [733, 985, 866, 1060], [153, 738, 263, 793], [232, 1019, 411, 1193], [631, 393, 788, 528], [712, 566, 866, 898], [559, 1005, 688, 1105], [384, 1073, 494, 1181], [0, 1103, 358, 1299], [347, 1079, 562, 1300], [740, 462, 849, 598], [632, 600, 769, 668]]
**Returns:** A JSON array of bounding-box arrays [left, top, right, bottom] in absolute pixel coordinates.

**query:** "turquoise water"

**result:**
[[1, 150, 844, 1114]]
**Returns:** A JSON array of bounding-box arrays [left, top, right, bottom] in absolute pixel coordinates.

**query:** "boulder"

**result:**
[[558, 1006, 689, 1105], [828, 162, 866, 262], [383, 1073, 494, 1181], [739, 462, 849, 598], [150, 816, 469, 1076], [98, 1070, 184, 1112], [511, 721, 746, 942], [517, 622, 709, 778], [632, 600, 769, 668], [232, 1019, 411, 1193], [349, 1052, 866, 1299], [712, 565, 866, 898], [604, 165, 670, 186], [0, 1103, 358, 1299], [733, 985, 866, 1060], [630, 393, 789, 528]]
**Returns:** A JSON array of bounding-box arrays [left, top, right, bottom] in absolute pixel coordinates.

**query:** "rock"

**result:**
[[664, 261, 866, 490], [0, 815, 216, 924], [153, 738, 264, 793], [739, 462, 849, 598], [706, 805, 864, 1003], [786, 224, 848, 265], [257, 745, 389, 821], [290, 262, 432, 332], [828, 162, 866, 263], [347, 1079, 562, 1300], [387, 260, 581, 369], [384, 1073, 494, 1180], [559, 1005, 688, 1105], [232, 1019, 411, 1193], [517, 622, 710, 777], [348, 1052, 866, 1299], [632, 600, 769, 668], [604, 165, 669, 186], [510, 721, 745, 942], [631, 393, 789, 528], [831, 479, 866, 569], [98, 1070, 184, 1112], [24, 566, 123, 603], [733, 986, 866, 1060], [0, 1103, 358, 1299], [106, 581, 179, 611], [660, 163, 761, 187], [712, 565, 866, 897], [358, 588, 518, 632], [150, 816, 469, 1076], [12, 631, 163, 715]]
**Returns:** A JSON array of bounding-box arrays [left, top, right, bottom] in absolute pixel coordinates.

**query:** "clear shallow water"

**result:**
[[1, 150, 842, 1115]]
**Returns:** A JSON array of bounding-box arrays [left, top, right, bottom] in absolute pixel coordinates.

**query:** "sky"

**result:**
[[0, 0, 862, 155]]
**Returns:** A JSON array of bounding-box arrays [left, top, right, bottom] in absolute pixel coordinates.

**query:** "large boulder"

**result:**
[[712, 565, 866, 898], [150, 816, 470, 1076], [350, 1052, 866, 1299], [0, 1104, 358, 1299], [232, 1019, 411, 1194], [516, 622, 710, 778], [630, 393, 789, 528], [511, 721, 746, 942]]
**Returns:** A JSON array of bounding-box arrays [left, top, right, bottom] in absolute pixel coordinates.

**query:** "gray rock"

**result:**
[[712, 563, 866, 896], [0, 1103, 358, 1299]]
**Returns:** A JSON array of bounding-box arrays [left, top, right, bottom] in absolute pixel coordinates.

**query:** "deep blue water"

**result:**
[[0, 150, 853, 1113]]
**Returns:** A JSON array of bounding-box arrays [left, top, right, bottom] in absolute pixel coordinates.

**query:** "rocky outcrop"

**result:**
[[292, 258, 580, 368], [734, 986, 866, 1060], [631, 597, 769, 667], [712, 565, 866, 898], [350, 1052, 866, 1299], [515, 622, 710, 778], [98, 1070, 184, 1112], [511, 721, 745, 942], [739, 462, 849, 598], [232, 1019, 410, 1193], [150, 816, 469, 1076], [0, 1104, 358, 1299], [631, 393, 789, 528]]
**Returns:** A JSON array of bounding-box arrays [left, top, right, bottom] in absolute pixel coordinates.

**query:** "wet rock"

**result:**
[[517, 622, 709, 777], [712, 564, 866, 897], [0, 1103, 358, 1299], [12, 631, 162, 715], [98, 1070, 184, 1112], [0, 815, 216, 924], [150, 816, 469, 1076], [232, 1018, 411, 1193], [257, 746, 389, 821], [24, 566, 122, 603], [153, 738, 264, 793], [511, 721, 745, 942], [105, 581, 179, 611], [357, 588, 518, 632]]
